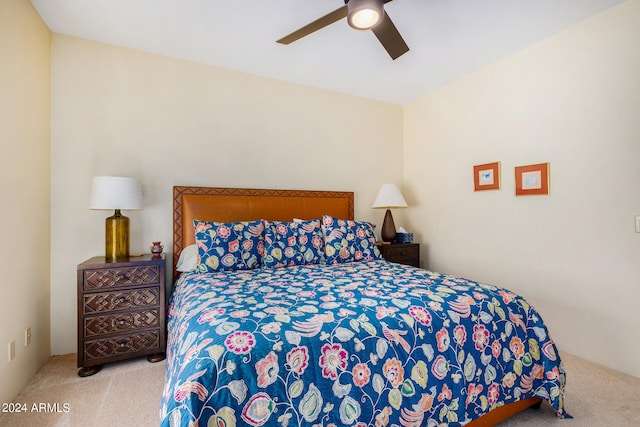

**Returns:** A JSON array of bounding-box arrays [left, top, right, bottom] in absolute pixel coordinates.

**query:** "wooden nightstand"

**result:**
[[377, 243, 420, 268], [76, 254, 166, 377]]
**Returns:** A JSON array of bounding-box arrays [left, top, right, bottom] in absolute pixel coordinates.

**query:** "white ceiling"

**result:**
[[31, 0, 624, 105]]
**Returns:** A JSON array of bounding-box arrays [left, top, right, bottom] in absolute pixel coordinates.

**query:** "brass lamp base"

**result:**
[[381, 209, 397, 243], [105, 209, 130, 262]]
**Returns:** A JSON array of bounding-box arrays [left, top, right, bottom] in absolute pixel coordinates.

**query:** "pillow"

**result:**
[[176, 244, 198, 272], [262, 220, 324, 268], [322, 214, 383, 264], [193, 219, 265, 272]]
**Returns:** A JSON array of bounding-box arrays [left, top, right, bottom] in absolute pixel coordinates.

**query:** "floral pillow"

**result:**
[[194, 219, 265, 272], [262, 220, 325, 268], [321, 214, 383, 264]]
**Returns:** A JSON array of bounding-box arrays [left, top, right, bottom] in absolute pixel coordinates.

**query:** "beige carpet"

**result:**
[[0, 352, 638, 426]]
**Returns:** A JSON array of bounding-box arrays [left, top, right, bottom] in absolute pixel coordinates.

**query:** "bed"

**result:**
[[161, 186, 569, 427]]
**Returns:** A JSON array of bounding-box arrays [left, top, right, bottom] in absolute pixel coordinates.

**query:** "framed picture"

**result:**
[[515, 162, 550, 196], [473, 162, 501, 191]]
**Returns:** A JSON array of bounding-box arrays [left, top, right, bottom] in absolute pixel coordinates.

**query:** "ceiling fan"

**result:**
[[276, 0, 409, 60]]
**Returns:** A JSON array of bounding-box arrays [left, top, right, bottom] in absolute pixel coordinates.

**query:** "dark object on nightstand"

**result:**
[[76, 254, 166, 377], [378, 243, 420, 268], [395, 232, 413, 244], [380, 209, 397, 243]]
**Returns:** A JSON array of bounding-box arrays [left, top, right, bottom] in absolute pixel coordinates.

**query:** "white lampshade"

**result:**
[[89, 176, 143, 210], [372, 184, 408, 209]]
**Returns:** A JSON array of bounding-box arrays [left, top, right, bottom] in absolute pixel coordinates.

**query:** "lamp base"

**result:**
[[105, 209, 130, 262], [381, 209, 397, 243]]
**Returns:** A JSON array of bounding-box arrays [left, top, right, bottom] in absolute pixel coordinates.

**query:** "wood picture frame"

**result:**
[[473, 162, 501, 191], [515, 162, 550, 196]]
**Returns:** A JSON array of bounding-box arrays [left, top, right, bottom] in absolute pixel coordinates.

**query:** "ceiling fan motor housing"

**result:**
[[346, 0, 385, 30]]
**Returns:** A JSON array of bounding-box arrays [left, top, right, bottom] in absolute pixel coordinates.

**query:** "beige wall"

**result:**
[[50, 35, 404, 355], [404, 1, 640, 377], [0, 0, 51, 403]]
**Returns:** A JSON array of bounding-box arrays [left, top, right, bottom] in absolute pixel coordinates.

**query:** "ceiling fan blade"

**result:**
[[371, 12, 409, 60], [277, 6, 348, 45]]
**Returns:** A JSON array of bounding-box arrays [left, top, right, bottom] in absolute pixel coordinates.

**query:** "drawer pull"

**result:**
[[119, 319, 126, 325], [118, 297, 127, 304], [119, 342, 127, 348]]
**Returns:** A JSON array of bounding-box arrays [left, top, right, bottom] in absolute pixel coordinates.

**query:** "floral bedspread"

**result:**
[[160, 260, 569, 427]]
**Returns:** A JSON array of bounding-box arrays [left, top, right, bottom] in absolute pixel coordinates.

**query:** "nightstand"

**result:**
[[377, 243, 420, 268], [76, 254, 166, 377]]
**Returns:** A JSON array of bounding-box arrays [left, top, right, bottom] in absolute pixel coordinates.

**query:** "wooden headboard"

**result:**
[[172, 186, 354, 276]]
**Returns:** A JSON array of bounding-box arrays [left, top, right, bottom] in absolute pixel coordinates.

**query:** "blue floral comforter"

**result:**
[[160, 260, 568, 426]]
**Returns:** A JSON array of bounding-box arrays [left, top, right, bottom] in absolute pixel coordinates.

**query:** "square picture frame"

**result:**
[[473, 161, 501, 191], [515, 162, 550, 196]]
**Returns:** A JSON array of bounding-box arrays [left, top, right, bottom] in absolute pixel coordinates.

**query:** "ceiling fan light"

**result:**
[[347, 0, 384, 30], [350, 9, 380, 29]]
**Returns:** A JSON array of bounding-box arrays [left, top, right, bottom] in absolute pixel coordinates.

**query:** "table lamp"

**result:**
[[372, 183, 408, 243], [90, 176, 143, 262]]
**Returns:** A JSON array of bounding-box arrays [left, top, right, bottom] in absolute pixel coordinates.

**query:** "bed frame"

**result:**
[[171, 185, 542, 426]]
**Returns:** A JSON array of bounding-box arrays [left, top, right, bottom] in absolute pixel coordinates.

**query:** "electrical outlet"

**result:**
[[25, 327, 32, 347], [8, 341, 15, 362], [636, 216, 640, 233]]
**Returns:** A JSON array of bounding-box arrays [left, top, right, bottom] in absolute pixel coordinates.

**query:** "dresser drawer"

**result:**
[[378, 243, 420, 267], [83, 265, 160, 290], [83, 330, 160, 361], [84, 309, 161, 337], [83, 287, 160, 314], [385, 246, 418, 264]]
